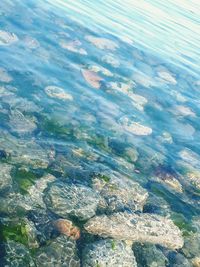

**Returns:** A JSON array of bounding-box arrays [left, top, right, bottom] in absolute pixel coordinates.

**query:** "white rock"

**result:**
[[45, 86, 73, 101]]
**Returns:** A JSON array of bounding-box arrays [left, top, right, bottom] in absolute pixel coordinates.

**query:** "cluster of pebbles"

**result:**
[[0, 164, 186, 266]]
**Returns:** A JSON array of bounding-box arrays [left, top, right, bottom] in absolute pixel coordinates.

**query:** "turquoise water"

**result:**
[[0, 0, 200, 266]]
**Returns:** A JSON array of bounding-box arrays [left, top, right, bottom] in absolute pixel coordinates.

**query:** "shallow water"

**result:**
[[0, 0, 200, 266]]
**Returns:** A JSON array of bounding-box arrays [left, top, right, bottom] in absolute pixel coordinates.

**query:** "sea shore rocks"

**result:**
[[35, 235, 80, 267], [84, 212, 184, 250], [82, 238, 137, 267], [91, 172, 148, 213], [44, 181, 101, 221]]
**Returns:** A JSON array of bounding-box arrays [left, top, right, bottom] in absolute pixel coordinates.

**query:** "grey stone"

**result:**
[[0, 163, 13, 194], [91, 172, 148, 213], [44, 182, 100, 221], [35, 235, 80, 267], [133, 243, 168, 267], [3, 240, 35, 267], [82, 238, 137, 267], [84, 212, 184, 250]]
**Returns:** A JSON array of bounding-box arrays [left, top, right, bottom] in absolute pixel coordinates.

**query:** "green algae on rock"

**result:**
[[82, 238, 137, 267], [84, 212, 184, 250]]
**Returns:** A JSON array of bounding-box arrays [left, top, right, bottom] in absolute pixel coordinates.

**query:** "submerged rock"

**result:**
[[0, 163, 13, 194], [182, 233, 200, 259], [85, 35, 118, 50], [102, 54, 120, 67], [0, 30, 18, 46], [27, 174, 56, 208], [84, 212, 184, 250], [35, 235, 80, 267], [44, 182, 100, 221], [8, 110, 37, 135], [133, 243, 168, 267], [0, 193, 32, 215], [3, 240, 35, 267], [120, 117, 152, 136], [0, 67, 12, 83], [81, 69, 103, 89], [167, 251, 192, 267], [91, 173, 148, 213], [59, 39, 87, 55], [23, 35, 40, 49], [185, 170, 200, 190], [157, 70, 177, 85], [82, 238, 137, 267], [45, 86, 73, 101], [152, 165, 183, 193], [0, 131, 50, 168]]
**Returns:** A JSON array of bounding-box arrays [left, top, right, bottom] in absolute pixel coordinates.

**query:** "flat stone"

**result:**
[[91, 172, 148, 213], [0, 30, 18, 46], [45, 86, 73, 101], [81, 69, 103, 89], [44, 182, 100, 221], [84, 212, 184, 250], [85, 35, 118, 50], [82, 238, 137, 267]]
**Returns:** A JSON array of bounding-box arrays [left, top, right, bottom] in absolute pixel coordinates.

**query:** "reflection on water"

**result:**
[[0, 0, 200, 266]]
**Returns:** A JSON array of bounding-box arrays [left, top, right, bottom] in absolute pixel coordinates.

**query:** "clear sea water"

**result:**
[[0, 0, 200, 266]]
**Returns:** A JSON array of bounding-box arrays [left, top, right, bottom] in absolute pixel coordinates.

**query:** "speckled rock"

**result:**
[[3, 240, 35, 267], [0, 163, 12, 194], [133, 243, 168, 267], [44, 182, 100, 221], [91, 172, 148, 213], [84, 212, 184, 249], [27, 174, 56, 209], [0, 130, 50, 169], [35, 235, 80, 267], [82, 238, 137, 267], [0, 193, 32, 215], [182, 233, 200, 259]]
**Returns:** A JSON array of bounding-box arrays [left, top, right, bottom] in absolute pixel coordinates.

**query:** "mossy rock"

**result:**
[[12, 167, 41, 195], [0, 221, 29, 246]]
